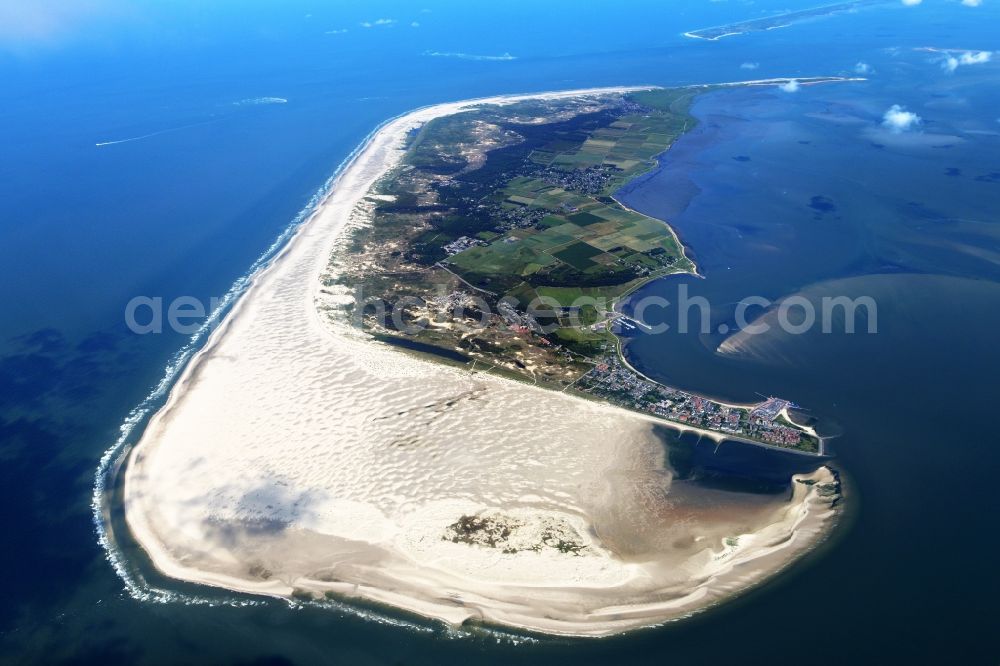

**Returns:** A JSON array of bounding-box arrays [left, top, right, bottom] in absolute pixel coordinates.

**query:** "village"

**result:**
[[576, 356, 817, 452]]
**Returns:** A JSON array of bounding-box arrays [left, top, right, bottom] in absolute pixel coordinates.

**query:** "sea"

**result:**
[[1, 1, 998, 663]]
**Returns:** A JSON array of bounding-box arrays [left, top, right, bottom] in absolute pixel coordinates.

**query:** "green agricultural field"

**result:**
[[533, 285, 623, 306], [551, 241, 605, 270], [568, 211, 604, 226], [551, 326, 617, 356], [440, 90, 697, 318], [449, 175, 688, 294], [529, 100, 693, 195]]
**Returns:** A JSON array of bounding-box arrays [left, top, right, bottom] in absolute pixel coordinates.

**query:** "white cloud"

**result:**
[[411, 21, 420, 28], [942, 50, 993, 72], [740, 61, 759, 70], [960, 50, 992, 64], [779, 79, 800, 93], [961, 0, 982, 6], [901, 0, 922, 6], [360, 18, 396, 28], [855, 61, 873, 74], [234, 97, 288, 106], [325, 28, 348, 35], [882, 104, 922, 133], [423, 51, 517, 61]]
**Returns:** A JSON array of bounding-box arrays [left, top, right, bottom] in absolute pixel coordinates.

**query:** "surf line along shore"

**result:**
[[118, 85, 842, 637]]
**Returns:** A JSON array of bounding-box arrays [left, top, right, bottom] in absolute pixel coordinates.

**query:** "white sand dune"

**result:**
[[123, 88, 839, 637]]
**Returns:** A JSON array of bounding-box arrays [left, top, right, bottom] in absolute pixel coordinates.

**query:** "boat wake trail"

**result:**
[[95, 119, 217, 147]]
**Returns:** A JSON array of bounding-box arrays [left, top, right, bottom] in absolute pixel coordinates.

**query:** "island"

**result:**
[[118, 84, 846, 638], [323, 85, 822, 453], [684, 0, 893, 41]]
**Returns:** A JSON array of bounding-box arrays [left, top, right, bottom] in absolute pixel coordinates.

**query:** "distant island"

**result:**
[[684, 0, 892, 41], [324, 86, 824, 453]]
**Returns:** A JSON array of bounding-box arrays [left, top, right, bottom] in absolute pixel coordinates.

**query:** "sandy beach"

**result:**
[[122, 87, 840, 637]]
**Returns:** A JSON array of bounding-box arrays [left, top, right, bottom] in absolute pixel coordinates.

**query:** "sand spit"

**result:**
[[122, 88, 839, 637]]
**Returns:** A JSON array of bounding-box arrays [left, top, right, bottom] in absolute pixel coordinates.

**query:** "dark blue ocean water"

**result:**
[[2, 1, 999, 663]]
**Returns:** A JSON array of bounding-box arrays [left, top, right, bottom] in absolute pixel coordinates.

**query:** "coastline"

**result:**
[[119, 87, 841, 638], [353, 79, 851, 455], [590, 79, 865, 456], [681, 0, 893, 40]]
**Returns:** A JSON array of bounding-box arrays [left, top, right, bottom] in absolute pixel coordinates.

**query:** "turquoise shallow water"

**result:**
[[1, 1, 999, 663]]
